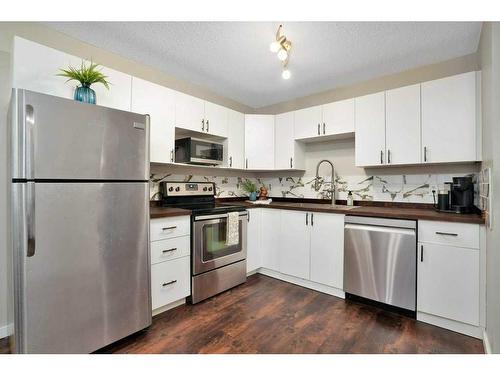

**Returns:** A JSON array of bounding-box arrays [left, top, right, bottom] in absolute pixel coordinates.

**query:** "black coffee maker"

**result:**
[[435, 176, 475, 214]]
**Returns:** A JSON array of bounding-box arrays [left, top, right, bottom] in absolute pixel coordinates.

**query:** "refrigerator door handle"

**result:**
[[25, 104, 35, 179], [27, 181, 35, 257]]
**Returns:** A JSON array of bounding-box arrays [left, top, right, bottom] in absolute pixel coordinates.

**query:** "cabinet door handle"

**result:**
[[162, 247, 177, 253], [162, 280, 177, 287], [306, 213, 309, 226], [387, 149, 391, 164], [435, 231, 458, 237], [162, 226, 177, 231], [424, 146, 427, 162], [202, 119, 205, 131], [311, 213, 314, 226], [323, 123, 326, 134], [290, 157, 293, 168], [229, 156, 233, 167], [206, 120, 210, 132], [380, 150, 384, 164], [420, 245, 424, 262], [317, 123, 320, 135], [246, 159, 248, 169], [170, 149, 174, 162], [247, 210, 250, 222]]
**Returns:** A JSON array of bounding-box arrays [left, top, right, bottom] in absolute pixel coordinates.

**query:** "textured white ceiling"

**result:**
[[43, 22, 482, 108]]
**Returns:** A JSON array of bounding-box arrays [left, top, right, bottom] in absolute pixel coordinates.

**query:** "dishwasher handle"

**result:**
[[344, 223, 416, 236]]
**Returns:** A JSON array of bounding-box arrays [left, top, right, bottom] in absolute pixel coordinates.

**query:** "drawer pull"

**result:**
[[162, 247, 177, 253], [162, 280, 177, 287], [435, 231, 458, 237], [162, 226, 177, 231]]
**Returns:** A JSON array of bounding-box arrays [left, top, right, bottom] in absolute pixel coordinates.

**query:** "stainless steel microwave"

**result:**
[[174, 137, 224, 165]]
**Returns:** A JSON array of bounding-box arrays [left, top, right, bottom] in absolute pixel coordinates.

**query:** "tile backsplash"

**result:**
[[150, 172, 478, 204]]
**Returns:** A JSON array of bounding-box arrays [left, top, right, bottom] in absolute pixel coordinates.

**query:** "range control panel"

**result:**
[[161, 182, 215, 197]]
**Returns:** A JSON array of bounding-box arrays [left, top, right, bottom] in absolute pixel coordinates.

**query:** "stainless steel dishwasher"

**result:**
[[344, 216, 417, 314]]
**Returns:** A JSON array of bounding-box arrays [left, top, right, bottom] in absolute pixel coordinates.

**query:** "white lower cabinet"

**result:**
[[246, 208, 262, 273], [310, 212, 344, 289], [417, 220, 481, 334], [279, 210, 311, 279], [260, 209, 281, 271], [150, 216, 191, 313]]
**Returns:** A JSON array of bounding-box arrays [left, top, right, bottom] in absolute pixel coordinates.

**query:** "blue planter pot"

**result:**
[[74, 85, 96, 104], [249, 192, 257, 201]]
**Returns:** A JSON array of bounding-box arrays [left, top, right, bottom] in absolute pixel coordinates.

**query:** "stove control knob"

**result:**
[[208, 187, 213, 191], [175, 187, 180, 192], [168, 187, 173, 192], [203, 187, 208, 191]]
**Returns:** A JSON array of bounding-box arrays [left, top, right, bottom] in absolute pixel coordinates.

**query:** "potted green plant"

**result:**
[[57, 60, 110, 104], [241, 179, 258, 201]]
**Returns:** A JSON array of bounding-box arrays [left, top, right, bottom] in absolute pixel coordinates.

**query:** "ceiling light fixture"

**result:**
[[270, 24, 292, 79]]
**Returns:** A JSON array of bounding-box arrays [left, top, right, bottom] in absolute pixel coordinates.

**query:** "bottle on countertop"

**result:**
[[347, 191, 354, 206]]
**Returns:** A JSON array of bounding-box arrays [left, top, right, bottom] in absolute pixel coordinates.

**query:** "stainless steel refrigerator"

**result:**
[[9, 89, 152, 353]]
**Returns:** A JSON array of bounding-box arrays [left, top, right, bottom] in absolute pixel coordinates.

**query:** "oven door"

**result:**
[[193, 211, 247, 275], [189, 138, 223, 165]]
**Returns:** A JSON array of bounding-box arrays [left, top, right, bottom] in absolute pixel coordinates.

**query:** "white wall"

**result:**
[[479, 22, 500, 354]]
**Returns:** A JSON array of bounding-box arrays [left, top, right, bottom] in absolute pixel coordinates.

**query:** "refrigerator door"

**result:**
[[15, 182, 151, 353], [12, 89, 149, 180]]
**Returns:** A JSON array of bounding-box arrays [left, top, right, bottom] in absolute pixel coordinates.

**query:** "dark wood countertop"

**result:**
[[150, 207, 192, 219], [228, 200, 485, 224]]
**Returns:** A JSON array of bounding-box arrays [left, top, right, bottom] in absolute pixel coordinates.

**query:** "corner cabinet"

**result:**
[[244, 114, 275, 170], [421, 71, 480, 163], [131, 77, 175, 163], [275, 111, 305, 170]]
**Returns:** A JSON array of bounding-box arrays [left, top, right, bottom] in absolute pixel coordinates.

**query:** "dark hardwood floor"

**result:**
[[99, 274, 484, 354], [0, 274, 483, 354]]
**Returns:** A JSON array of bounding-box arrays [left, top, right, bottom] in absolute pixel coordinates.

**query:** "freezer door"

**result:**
[[12, 89, 149, 180], [15, 182, 151, 353]]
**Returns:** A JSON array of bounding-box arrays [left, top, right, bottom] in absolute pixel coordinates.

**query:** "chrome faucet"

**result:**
[[315, 159, 336, 204]]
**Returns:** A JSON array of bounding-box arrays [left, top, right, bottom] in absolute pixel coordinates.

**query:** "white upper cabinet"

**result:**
[[275, 111, 305, 170], [310, 213, 345, 289], [226, 109, 245, 169], [204, 101, 228, 137], [385, 84, 421, 165], [12, 37, 132, 111], [294, 105, 323, 139], [355, 92, 386, 167], [244, 114, 275, 170], [174, 92, 205, 133], [421, 72, 479, 163], [131, 77, 175, 163], [322, 98, 355, 136], [279, 210, 310, 280]]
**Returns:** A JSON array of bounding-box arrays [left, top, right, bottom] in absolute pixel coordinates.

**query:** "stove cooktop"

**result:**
[[161, 202, 247, 216]]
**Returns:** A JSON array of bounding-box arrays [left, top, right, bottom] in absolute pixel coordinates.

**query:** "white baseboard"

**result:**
[[0, 323, 13, 339], [417, 312, 483, 339], [152, 298, 186, 317], [256, 268, 345, 299], [483, 329, 492, 354]]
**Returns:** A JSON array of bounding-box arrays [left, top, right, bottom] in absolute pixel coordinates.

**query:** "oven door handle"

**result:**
[[194, 211, 248, 221]]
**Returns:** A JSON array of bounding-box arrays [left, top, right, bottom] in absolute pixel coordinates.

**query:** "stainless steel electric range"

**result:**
[[159, 181, 248, 303]]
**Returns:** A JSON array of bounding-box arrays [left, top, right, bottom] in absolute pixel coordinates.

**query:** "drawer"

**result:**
[[151, 256, 190, 310], [150, 216, 190, 241], [151, 236, 190, 265], [418, 220, 479, 249]]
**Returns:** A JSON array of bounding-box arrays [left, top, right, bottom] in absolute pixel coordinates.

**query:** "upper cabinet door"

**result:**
[[12, 37, 132, 111], [322, 98, 355, 136], [294, 105, 322, 139], [421, 72, 478, 163], [227, 109, 245, 169], [174, 92, 205, 132], [131, 77, 175, 164], [385, 84, 421, 165], [355, 92, 386, 167], [244, 115, 275, 170], [204, 101, 228, 137], [275, 112, 295, 169]]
